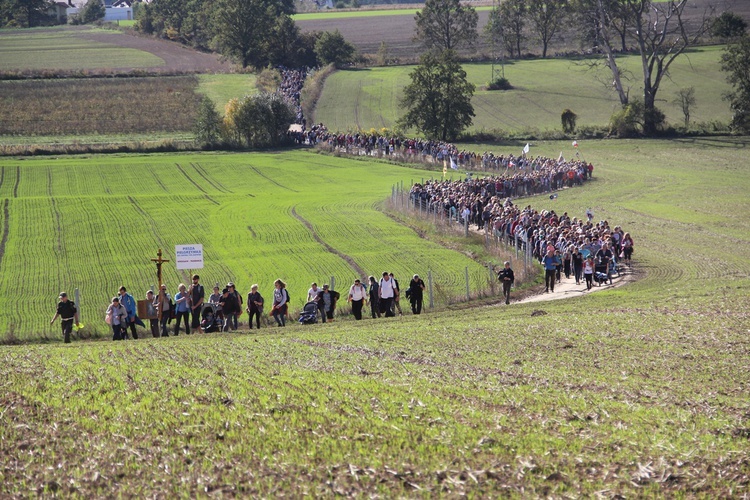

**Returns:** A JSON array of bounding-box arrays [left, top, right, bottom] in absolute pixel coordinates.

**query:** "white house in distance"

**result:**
[[65, 0, 134, 22]]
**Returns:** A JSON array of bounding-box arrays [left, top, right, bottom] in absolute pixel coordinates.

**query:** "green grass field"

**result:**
[[0, 138, 748, 496], [0, 29, 164, 71], [196, 74, 258, 113], [314, 46, 732, 133], [0, 151, 492, 339]]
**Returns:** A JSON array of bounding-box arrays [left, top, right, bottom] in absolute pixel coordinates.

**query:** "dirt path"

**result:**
[[513, 263, 635, 305]]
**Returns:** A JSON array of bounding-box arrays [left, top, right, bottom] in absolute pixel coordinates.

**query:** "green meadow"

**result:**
[[0, 29, 164, 71], [196, 74, 258, 112], [1, 138, 749, 496], [0, 150, 491, 340], [314, 46, 732, 133]]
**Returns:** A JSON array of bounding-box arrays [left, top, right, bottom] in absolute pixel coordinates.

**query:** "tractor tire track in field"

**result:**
[[50, 197, 62, 254], [175, 163, 207, 194], [250, 166, 298, 192], [0, 167, 4, 192], [291, 206, 366, 278], [127, 196, 170, 254], [204, 195, 220, 206], [150, 168, 169, 193], [0, 199, 9, 266], [247, 226, 257, 238], [190, 163, 232, 194], [13, 166, 19, 198]]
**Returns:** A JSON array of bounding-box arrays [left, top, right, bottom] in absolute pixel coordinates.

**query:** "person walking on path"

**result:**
[[497, 262, 515, 305], [408, 274, 426, 314], [317, 284, 340, 322], [348, 279, 367, 320], [246, 284, 264, 330], [118, 286, 138, 340], [173, 283, 191, 335], [106, 296, 128, 341], [572, 247, 584, 285], [368, 276, 380, 319], [271, 279, 289, 327], [146, 290, 159, 337], [379, 272, 396, 317], [227, 282, 242, 330], [583, 256, 595, 290], [390, 272, 403, 316], [543, 248, 560, 292], [219, 287, 240, 331], [189, 274, 204, 332], [50, 292, 79, 344], [155, 284, 172, 337]]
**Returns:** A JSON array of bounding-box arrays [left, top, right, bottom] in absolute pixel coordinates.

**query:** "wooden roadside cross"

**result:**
[[151, 249, 170, 320]]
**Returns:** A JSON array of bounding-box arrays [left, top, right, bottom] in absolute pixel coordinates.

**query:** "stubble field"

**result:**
[[1, 138, 749, 496]]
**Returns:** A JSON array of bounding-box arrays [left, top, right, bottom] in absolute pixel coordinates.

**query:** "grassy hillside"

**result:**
[[314, 46, 732, 133], [0, 137, 748, 496], [0, 151, 492, 340]]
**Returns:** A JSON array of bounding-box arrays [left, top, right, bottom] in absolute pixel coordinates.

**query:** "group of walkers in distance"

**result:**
[[51, 272, 429, 343], [48, 69, 631, 344]]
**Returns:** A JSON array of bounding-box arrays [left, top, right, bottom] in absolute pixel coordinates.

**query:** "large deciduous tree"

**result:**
[[398, 50, 475, 141], [526, 0, 569, 58], [211, 0, 295, 68], [413, 0, 478, 53], [721, 36, 750, 133], [315, 30, 356, 67], [574, 0, 713, 135], [1, 0, 53, 27], [224, 93, 295, 148], [499, 0, 526, 59]]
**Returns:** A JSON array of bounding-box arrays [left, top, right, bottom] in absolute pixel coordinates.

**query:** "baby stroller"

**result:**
[[298, 301, 319, 325], [200, 304, 221, 333]]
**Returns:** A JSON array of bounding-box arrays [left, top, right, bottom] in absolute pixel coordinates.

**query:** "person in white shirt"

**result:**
[[347, 278, 367, 320], [378, 272, 396, 317], [307, 283, 320, 303]]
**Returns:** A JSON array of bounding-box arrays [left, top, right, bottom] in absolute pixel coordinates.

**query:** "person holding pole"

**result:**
[[156, 284, 171, 337], [50, 292, 79, 344]]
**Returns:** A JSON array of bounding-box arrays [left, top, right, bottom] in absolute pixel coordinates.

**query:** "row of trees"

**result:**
[[402, 0, 744, 139], [135, 0, 355, 69]]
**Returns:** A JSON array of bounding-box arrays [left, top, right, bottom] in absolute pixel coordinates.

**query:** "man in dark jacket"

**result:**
[[407, 274, 426, 315], [219, 288, 240, 332], [50, 292, 78, 344], [316, 284, 340, 322], [368, 276, 380, 318], [498, 261, 515, 305]]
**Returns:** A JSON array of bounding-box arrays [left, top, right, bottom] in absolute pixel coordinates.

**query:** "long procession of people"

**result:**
[[50, 70, 632, 343]]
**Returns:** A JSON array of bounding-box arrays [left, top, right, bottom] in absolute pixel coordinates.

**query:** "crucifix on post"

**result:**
[[151, 249, 170, 320]]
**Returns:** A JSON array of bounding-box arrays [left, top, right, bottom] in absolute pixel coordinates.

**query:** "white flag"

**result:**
[[450, 157, 458, 170], [558, 152, 564, 163], [523, 143, 530, 155]]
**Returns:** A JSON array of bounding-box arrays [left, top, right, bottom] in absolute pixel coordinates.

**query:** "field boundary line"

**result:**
[[251, 166, 299, 192], [0, 199, 8, 265], [291, 206, 367, 278]]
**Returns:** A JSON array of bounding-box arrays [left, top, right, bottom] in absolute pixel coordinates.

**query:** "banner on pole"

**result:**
[[175, 244, 204, 270]]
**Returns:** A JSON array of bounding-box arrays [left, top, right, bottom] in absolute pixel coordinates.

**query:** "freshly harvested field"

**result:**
[[314, 46, 732, 132], [0, 150, 492, 339], [0, 76, 203, 135], [0, 26, 232, 73], [0, 138, 749, 496]]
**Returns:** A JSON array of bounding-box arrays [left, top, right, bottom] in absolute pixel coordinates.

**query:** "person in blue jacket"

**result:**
[[543, 247, 560, 293], [118, 286, 138, 339]]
